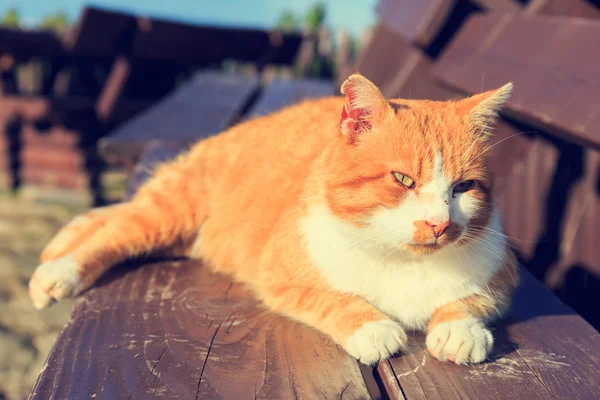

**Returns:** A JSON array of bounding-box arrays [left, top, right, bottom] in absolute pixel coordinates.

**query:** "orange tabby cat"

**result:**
[[29, 74, 518, 365]]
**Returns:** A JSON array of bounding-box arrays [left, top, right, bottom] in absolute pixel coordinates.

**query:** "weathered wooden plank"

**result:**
[[470, 0, 523, 11], [130, 16, 303, 66], [544, 148, 600, 327], [99, 73, 259, 167], [62, 6, 137, 57], [349, 15, 459, 102], [249, 79, 333, 118], [124, 78, 332, 195], [375, 0, 455, 48], [351, 24, 426, 98], [378, 269, 600, 400], [29, 260, 372, 399], [525, 0, 600, 17], [432, 13, 600, 149], [95, 56, 131, 121], [389, 55, 458, 101], [30, 77, 377, 399], [486, 121, 545, 259]]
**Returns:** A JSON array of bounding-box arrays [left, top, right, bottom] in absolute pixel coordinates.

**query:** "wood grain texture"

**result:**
[[525, 0, 600, 18], [375, 0, 455, 48], [432, 13, 600, 149], [29, 77, 378, 399], [389, 55, 458, 101], [378, 269, 600, 400], [350, 24, 427, 99], [248, 79, 333, 118], [99, 73, 260, 167], [29, 260, 372, 399], [487, 121, 548, 259]]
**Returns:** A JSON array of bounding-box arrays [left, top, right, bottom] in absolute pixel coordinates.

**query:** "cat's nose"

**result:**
[[425, 220, 451, 238]]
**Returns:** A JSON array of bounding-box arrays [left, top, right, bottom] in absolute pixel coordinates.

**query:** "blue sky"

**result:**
[[2, 0, 377, 35]]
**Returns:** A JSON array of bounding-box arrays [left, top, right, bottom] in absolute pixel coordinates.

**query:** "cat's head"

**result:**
[[324, 74, 512, 256]]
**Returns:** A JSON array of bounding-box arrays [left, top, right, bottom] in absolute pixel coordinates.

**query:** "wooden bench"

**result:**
[[352, 0, 600, 102], [29, 3, 600, 399], [30, 81, 600, 400], [349, 0, 600, 329]]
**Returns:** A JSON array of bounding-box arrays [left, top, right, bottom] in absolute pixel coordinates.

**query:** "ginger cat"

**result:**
[[29, 74, 518, 365]]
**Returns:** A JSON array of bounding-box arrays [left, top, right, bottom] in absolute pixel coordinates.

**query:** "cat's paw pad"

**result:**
[[345, 320, 407, 365], [426, 318, 493, 364], [29, 255, 83, 309]]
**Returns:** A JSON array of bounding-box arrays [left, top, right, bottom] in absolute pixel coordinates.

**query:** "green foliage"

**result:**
[[275, 3, 326, 32], [276, 10, 298, 31], [1, 7, 20, 28], [305, 2, 326, 31], [39, 11, 70, 33]]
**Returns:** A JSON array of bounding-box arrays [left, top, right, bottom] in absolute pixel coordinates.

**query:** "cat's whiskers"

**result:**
[[460, 233, 511, 265], [468, 224, 543, 244], [331, 230, 398, 260], [462, 131, 537, 170], [454, 244, 472, 272]]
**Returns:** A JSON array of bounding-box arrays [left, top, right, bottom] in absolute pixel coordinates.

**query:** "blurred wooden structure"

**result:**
[[30, 1, 600, 398], [0, 7, 304, 203], [32, 73, 600, 400]]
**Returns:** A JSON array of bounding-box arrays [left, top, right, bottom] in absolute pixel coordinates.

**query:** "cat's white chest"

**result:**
[[316, 252, 479, 330], [300, 206, 505, 331]]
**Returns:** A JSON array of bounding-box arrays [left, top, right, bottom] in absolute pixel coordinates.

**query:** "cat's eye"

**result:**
[[453, 180, 474, 195], [392, 172, 415, 188]]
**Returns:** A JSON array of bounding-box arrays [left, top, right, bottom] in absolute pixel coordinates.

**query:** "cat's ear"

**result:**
[[457, 83, 513, 138], [340, 74, 392, 144]]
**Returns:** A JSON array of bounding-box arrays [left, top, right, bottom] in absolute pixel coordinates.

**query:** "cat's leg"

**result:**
[[426, 254, 519, 364], [29, 157, 207, 309], [261, 285, 407, 365], [40, 203, 128, 263]]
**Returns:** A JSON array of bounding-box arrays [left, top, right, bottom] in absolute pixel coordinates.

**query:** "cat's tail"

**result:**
[[29, 150, 208, 309]]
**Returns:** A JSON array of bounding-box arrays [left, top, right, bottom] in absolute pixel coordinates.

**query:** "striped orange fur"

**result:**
[[30, 74, 518, 365]]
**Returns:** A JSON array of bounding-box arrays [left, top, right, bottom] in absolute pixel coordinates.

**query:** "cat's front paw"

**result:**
[[29, 255, 84, 309], [345, 319, 407, 365], [426, 318, 493, 364]]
